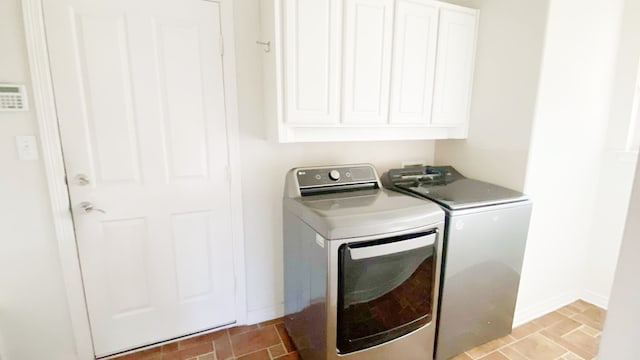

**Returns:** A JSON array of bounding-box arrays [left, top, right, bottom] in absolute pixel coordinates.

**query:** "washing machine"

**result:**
[[382, 166, 533, 360], [283, 164, 445, 360]]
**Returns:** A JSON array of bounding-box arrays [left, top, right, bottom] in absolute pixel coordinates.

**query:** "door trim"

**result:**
[[21, 0, 247, 358]]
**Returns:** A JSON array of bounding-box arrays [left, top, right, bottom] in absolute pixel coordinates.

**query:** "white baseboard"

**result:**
[[513, 291, 579, 327], [246, 303, 285, 325], [580, 290, 609, 309]]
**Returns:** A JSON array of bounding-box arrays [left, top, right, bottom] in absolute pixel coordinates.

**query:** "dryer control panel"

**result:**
[[293, 164, 380, 196]]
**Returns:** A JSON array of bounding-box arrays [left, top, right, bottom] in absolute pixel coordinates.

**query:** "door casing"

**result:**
[[20, 0, 247, 358]]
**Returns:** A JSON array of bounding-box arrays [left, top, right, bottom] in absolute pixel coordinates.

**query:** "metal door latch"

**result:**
[[79, 201, 106, 214], [75, 174, 90, 186]]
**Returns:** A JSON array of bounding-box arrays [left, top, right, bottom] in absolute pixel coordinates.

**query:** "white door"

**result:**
[[283, 0, 342, 125], [43, 0, 236, 356], [342, 0, 394, 125], [389, 0, 439, 125], [431, 6, 478, 126]]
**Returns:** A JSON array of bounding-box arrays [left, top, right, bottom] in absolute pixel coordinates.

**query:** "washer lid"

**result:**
[[284, 188, 444, 240], [401, 179, 529, 210]]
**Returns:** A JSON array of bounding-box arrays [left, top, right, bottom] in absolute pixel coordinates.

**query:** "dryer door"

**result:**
[[337, 231, 438, 354]]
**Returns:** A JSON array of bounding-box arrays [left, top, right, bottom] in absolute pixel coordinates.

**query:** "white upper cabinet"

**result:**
[[283, 0, 341, 125], [432, 6, 478, 126], [342, 0, 394, 124], [389, 0, 439, 125], [263, 0, 479, 142]]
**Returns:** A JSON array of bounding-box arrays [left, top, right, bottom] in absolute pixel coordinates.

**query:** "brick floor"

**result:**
[[112, 318, 298, 360]]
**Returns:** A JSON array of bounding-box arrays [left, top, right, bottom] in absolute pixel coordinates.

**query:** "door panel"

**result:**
[[77, 15, 136, 184], [431, 7, 477, 126], [389, 0, 438, 125], [76, 13, 143, 184], [172, 211, 214, 302], [284, 0, 341, 124], [158, 23, 209, 179], [44, 0, 235, 356], [342, 0, 393, 124], [101, 218, 153, 315]]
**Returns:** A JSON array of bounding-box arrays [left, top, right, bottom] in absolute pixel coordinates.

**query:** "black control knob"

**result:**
[[329, 170, 341, 181]]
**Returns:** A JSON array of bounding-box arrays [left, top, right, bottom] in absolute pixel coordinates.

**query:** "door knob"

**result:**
[[75, 174, 90, 186], [79, 201, 106, 214]]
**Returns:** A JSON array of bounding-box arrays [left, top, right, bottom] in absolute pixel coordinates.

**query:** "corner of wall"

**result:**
[[513, 290, 579, 327]]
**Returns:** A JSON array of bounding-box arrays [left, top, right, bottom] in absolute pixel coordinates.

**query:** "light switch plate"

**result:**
[[15, 135, 39, 160]]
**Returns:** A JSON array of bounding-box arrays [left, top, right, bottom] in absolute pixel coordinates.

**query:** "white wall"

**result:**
[[434, 0, 636, 323], [1, 1, 636, 359], [598, 158, 640, 359], [0, 1, 77, 359], [517, 0, 625, 321], [581, 0, 640, 307], [233, 0, 437, 322], [435, 0, 550, 192]]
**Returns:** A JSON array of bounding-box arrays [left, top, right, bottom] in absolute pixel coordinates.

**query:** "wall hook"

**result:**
[[256, 40, 271, 53]]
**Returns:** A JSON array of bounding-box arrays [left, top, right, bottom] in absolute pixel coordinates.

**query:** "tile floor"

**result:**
[[452, 300, 605, 360], [114, 300, 604, 360]]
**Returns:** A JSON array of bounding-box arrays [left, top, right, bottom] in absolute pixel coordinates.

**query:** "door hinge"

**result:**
[[219, 34, 224, 57]]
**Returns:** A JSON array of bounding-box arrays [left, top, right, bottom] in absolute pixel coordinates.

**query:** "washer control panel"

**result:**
[[296, 165, 378, 188]]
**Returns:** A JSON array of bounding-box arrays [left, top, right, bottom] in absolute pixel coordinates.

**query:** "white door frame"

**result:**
[[21, 0, 247, 358]]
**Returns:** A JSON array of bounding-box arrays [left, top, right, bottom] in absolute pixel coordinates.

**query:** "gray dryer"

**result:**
[[283, 164, 445, 360]]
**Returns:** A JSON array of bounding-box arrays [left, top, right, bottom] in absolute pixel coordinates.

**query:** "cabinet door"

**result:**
[[389, 0, 439, 125], [284, 0, 341, 125], [342, 0, 394, 124], [432, 7, 477, 126]]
